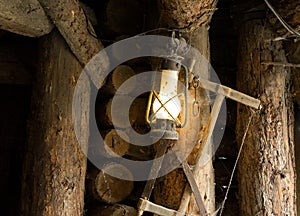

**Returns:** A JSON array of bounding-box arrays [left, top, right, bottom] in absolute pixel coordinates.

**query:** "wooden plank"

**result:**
[[0, 0, 53, 37], [198, 78, 261, 109]]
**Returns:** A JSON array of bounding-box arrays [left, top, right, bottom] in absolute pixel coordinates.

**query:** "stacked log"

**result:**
[[102, 129, 130, 157], [88, 204, 137, 216], [95, 63, 153, 160], [87, 163, 134, 204], [100, 65, 136, 96], [97, 96, 147, 129], [87, 62, 151, 215], [85, 154, 137, 215], [89, 129, 130, 158]]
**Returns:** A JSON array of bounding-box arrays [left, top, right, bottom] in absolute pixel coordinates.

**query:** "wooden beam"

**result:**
[[137, 140, 170, 216], [197, 78, 261, 109], [0, 0, 53, 37], [37, 0, 109, 79], [20, 30, 88, 216]]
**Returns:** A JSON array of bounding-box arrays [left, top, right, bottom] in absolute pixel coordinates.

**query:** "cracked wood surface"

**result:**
[[236, 20, 296, 216]]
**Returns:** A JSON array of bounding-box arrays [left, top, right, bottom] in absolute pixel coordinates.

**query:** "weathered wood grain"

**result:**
[[20, 30, 88, 216], [0, 0, 53, 37], [236, 20, 296, 216]]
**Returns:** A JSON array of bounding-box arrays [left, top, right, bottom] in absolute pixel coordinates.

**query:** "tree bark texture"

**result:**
[[20, 30, 89, 216], [236, 20, 296, 216], [37, 0, 108, 70], [266, 0, 300, 36], [295, 108, 300, 216], [158, 0, 217, 32], [0, 0, 53, 37], [285, 40, 300, 216], [266, 2, 300, 215]]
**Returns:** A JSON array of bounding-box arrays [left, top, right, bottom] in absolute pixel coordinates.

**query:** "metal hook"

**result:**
[[192, 76, 200, 89], [193, 100, 200, 117]]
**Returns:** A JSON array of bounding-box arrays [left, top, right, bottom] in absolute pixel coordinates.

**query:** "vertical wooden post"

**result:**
[[236, 20, 296, 215], [20, 30, 89, 215], [152, 19, 216, 216], [295, 108, 300, 216], [151, 0, 218, 214], [184, 27, 215, 215], [286, 41, 300, 216]]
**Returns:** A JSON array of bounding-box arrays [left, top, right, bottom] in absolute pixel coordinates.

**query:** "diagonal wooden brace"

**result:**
[[178, 94, 225, 213], [181, 160, 208, 216], [137, 139, 170, 216]]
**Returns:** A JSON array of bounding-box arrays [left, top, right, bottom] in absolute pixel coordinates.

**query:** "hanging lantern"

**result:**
[[146, 58, 188, 140]]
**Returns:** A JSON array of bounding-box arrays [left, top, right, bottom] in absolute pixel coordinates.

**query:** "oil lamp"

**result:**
[[146, 58, 188, 140]]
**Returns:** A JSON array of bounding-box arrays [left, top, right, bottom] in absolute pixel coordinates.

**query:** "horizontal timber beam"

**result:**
[[0, 0, 53, 37], [197, 77, 261, 109]]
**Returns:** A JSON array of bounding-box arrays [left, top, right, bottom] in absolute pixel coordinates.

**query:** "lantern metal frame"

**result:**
[[145, 62, 189, 129]]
